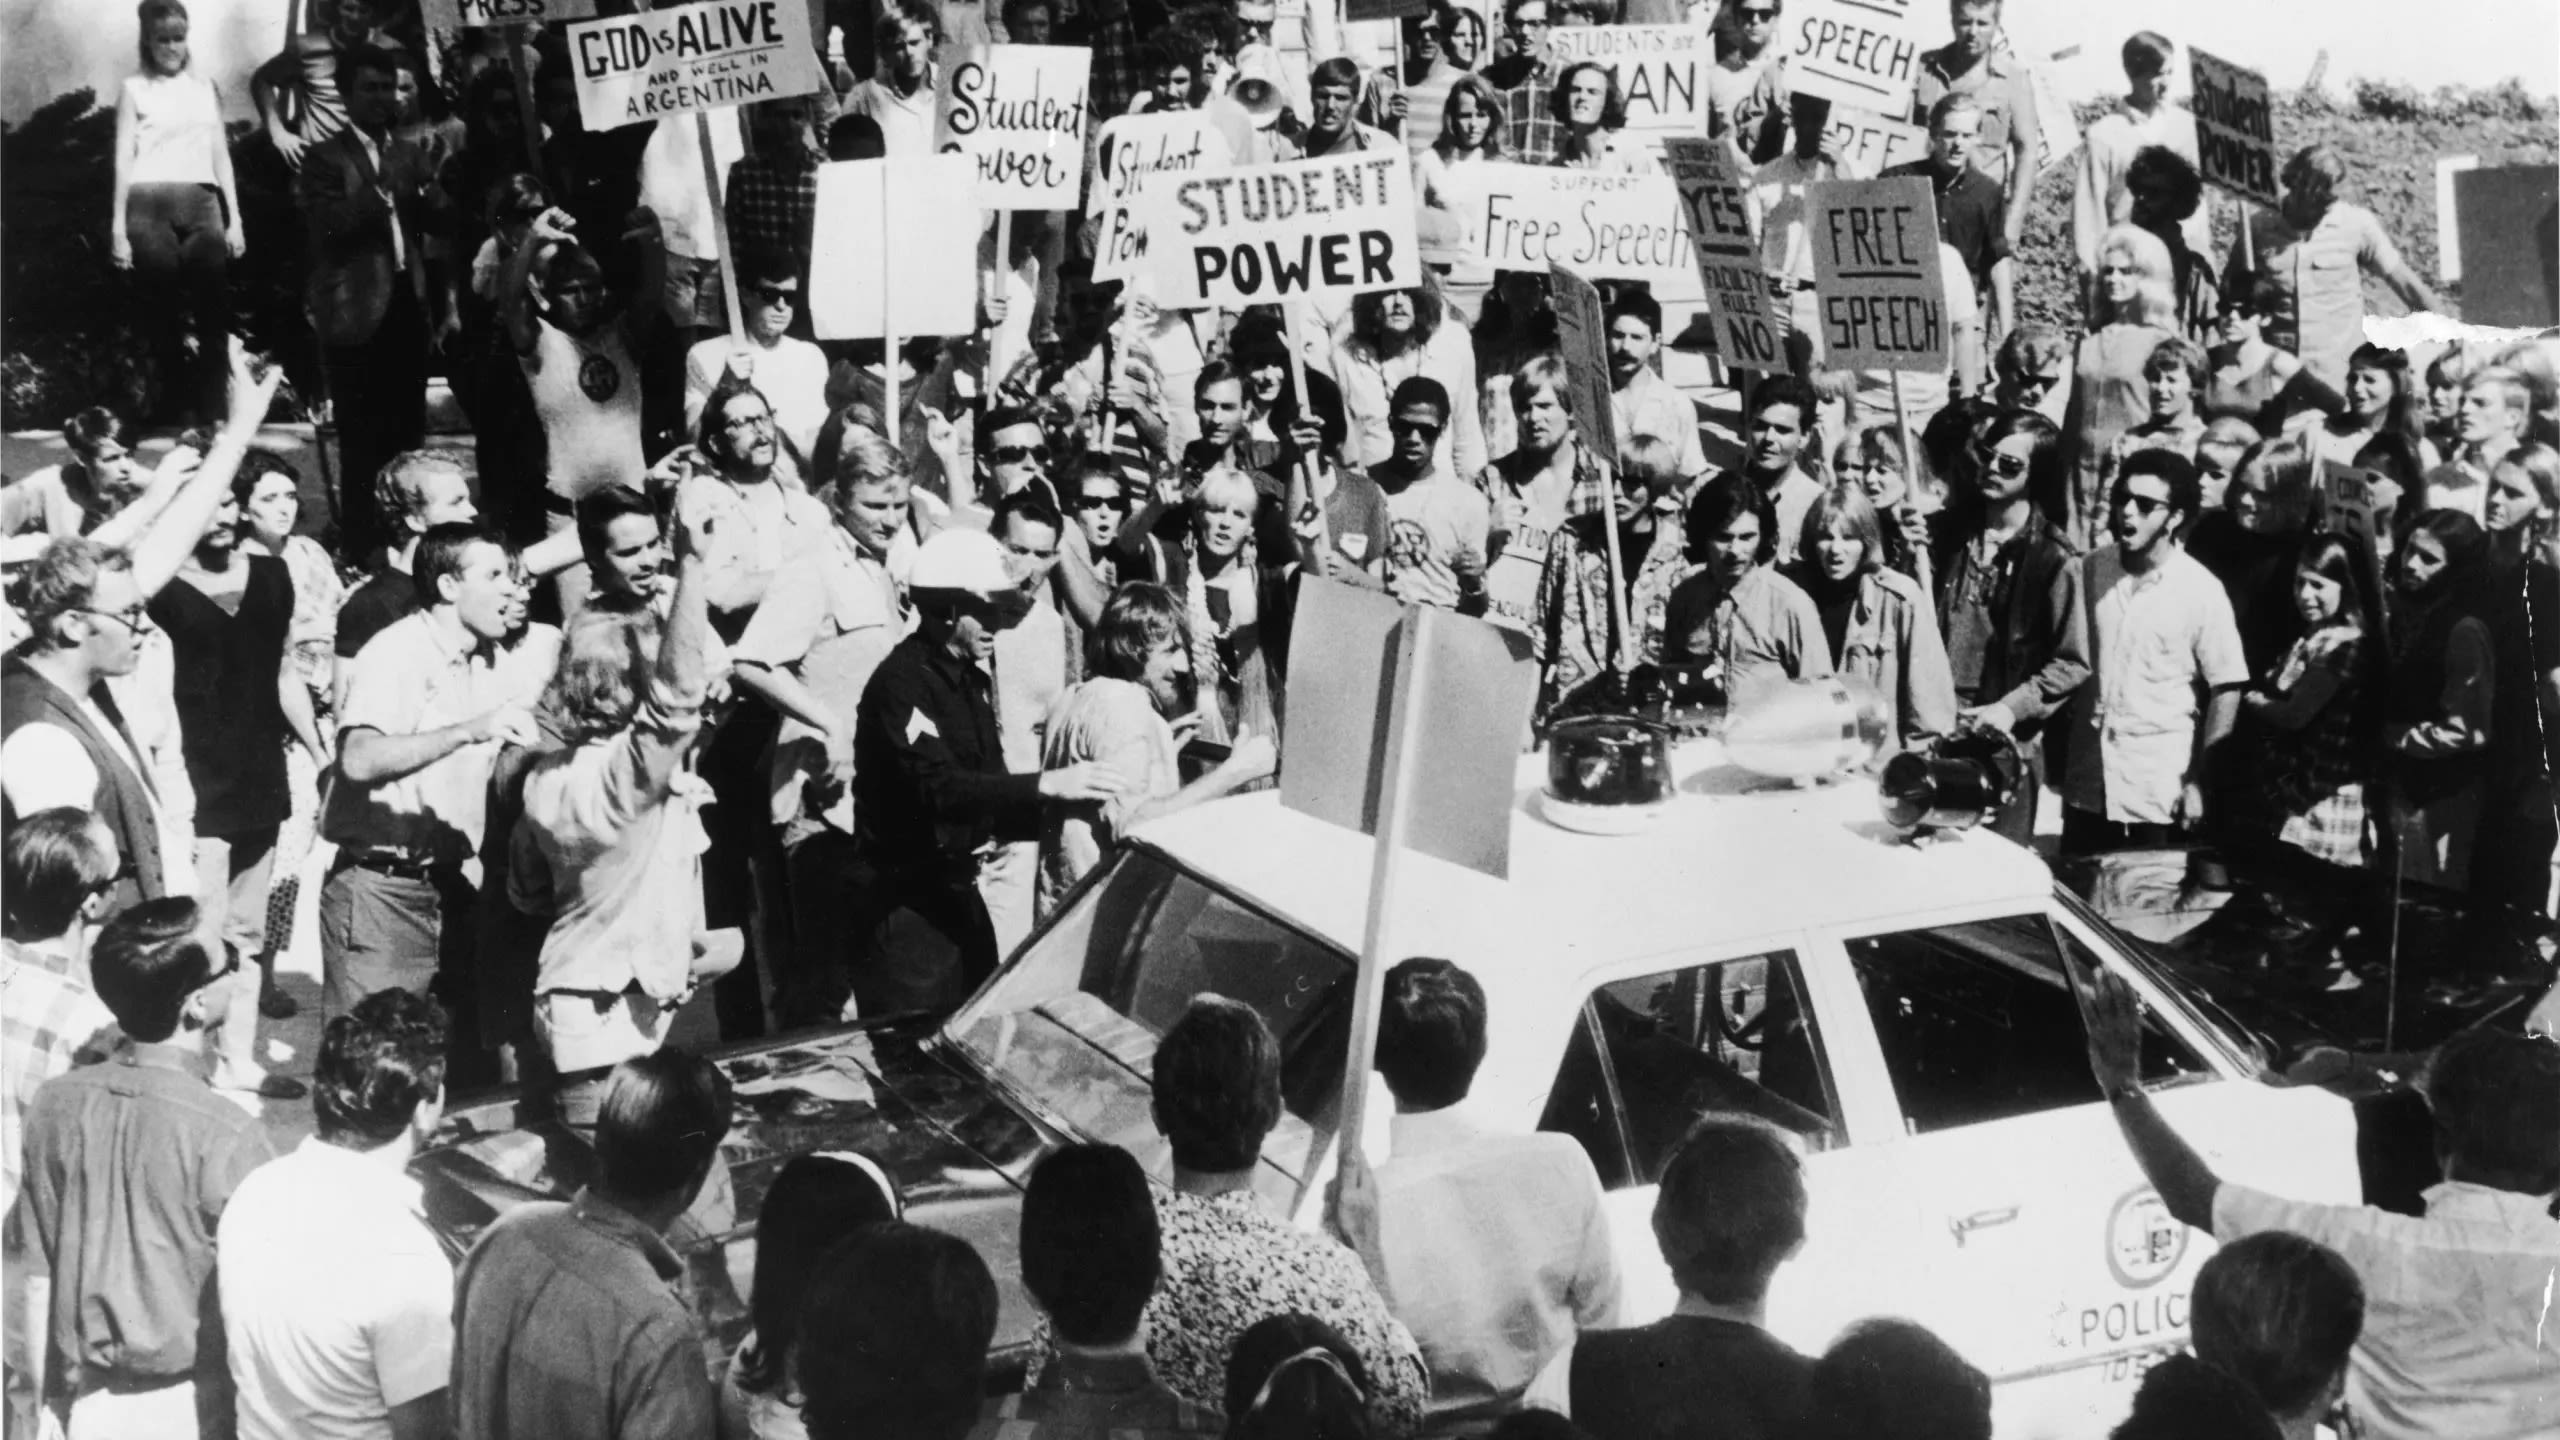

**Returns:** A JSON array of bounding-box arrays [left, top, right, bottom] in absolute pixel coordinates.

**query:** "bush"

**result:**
[[0, 90, 159, 430]]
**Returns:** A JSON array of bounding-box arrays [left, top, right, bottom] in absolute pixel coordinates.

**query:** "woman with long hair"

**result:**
[[2202, 273, 2343, 433], [2475, 442, 2560, 911], [1829, 424, 1931, 588], [1417, 74, 1506, 316], [721, 1153, 904, 1440], [2187, 436, 2316, 677], [2239, 534, 2375, 878], [2309, 343, 2433, 473], [110, 0, 244, 426], [1335, 279, 1487, 482], [2383, 508, 2495, 889], [2064, 224, 2182, 543], [1783, 481, 1957, 750], [1549, 61, 1644, 172]]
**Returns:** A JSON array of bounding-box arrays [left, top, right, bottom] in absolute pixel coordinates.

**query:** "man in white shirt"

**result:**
[[219, 988, 454, 1440], [844, 2, 939, 157], [983, 491, 1070, 959], [683, 261, 831, 460], [2087, 973, 2560, 1440], [1605, 293, 1706, 485], [1339, 958, 1621, 1434], [1371, 379, 1492, 614], [2061, 450, 2245, 853], [2422, 366, 2530, 523]]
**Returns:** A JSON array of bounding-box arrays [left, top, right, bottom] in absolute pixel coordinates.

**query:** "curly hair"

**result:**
[[1549, 60, 1627, 131], [1351, 280, 1445, 352]]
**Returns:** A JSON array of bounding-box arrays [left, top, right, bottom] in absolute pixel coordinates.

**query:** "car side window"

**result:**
[[1846, 915, 2212, 1136], [1540, 951, 1842, 1190]]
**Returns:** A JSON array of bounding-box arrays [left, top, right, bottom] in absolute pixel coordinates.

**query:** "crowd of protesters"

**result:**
[[4, 0, 2560, 1436]]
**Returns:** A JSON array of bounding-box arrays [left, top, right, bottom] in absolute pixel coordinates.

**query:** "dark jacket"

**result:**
[[297, 126, 439, 346], [1929, 507, 2090, 740], [1, 655, 166, 909]]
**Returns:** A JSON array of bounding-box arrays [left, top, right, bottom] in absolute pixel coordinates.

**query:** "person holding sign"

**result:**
[[1479, 354, 1604, 563], [1531, 434, 1691, 725], [1661, 473, 1830, 696], [2229, 145, 2439, 394], [1907, 0, 2036, 247]]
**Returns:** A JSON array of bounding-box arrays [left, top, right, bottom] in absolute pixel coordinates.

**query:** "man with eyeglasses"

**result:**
[[1369, 378, 1491, 614], [1482, 0, 1562, 164], [1708, 0, 1790, 164], [1992, 323, 2072, 426], [2058, 450, 2243, 855], [981, 406, 1061, 507], [685, 257, 831, 460]]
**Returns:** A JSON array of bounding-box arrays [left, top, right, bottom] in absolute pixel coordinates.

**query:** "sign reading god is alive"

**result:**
[[2189, 49, 2279, 206], [1782, 0, 1930, 118], [421, 0, 596, 27], [934, 45, 1092, 208], [1144, 151, 1417, 308], [1088, 112, 1232, 282], [1467, 164, 1693, 286], [1544, 25, 1709, 134], [1805, 176, 1948, 371], [567, 0, 824, 129], [1662, 137, 1784, 369]]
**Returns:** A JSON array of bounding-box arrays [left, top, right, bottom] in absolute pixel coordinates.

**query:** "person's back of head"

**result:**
[[1652, 1115, 1806, 1308], [88, 896, 216, 1043], [2424, 1027, 2560, 1196], [1224, 1313, 1374, 1440], [1806, 1318, 1991, 1440], [376, 449, 471, 543], [592, 1047, 733, 1215], [2189, 1231, 2363, 1428], [2, 808, 117, 945], [1153, 995, 1283, 1175], [1375, 957, 1486, 1112], [312, 988, 448, 1150], [1021, 1143, 1160, 1347], [738, 1152, 903, 1396], [2108, 1355, 2283, 1440], [798, 1221, 999, 1440]]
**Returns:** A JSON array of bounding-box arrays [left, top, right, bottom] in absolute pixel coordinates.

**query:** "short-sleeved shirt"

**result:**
[[1706, 49, 1787, 156], [219, 1137, 455, 1440], [843, 78, 937, 157], [1319, 468, 1396, 580], [2231, 201, 2411, 392], [335, 563, 419, 661], [8, 1042, 280, 1395], [2063, 544, 2249, 823], [1909, 44, 2037, 190], [0, 939, 114, 1217], [323, 613, 562, 863], [1374, 466, 1492, 609], [2215, 1181, 2560, 1440], [1037, 677, 1182, 912], [731, 528, 913, 839], [451, 1189, 717, 1440]]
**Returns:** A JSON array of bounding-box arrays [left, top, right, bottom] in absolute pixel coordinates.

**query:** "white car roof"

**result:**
[[1135, 735, 2060, 985]]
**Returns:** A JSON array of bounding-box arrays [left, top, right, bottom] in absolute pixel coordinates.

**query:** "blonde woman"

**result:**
[[2062, 223, 2180, 543], [110, 0, 243, 426]]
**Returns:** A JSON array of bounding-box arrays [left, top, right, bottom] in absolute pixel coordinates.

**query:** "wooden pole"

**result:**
[[696, 111, 746, 341], [1336, 601, 1433, 1172], [990, 209, 1014, 383], [1285, 305, 1333, 559], [509, 26, 544, 184], [1597, 457, 1634, 675]]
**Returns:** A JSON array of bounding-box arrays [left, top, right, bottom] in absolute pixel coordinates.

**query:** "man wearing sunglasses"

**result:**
[[1369, 378, 1490, 614], [2058, 450, 2244, 855], [1707, 0, 1790, 163], [684, 257, 830, 460], [979, 406, 1060, 507]]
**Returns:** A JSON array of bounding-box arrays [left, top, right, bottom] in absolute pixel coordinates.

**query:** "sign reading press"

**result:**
[[568, 0, 824, 128], [1145, 152, 1417, 308]]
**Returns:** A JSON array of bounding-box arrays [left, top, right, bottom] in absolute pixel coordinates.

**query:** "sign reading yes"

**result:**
[[1662, 137, 1784, 369], [1144, 152, 1417, 308], [934, 44, 1092, 209]]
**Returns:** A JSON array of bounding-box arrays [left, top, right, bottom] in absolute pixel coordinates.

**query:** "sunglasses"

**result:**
[[1071, 490, 1125, 511], [1980, 451, 2032, 479], [1389, 418, 1445, 439], [2114, 490, 2173, 517], [749, 285, 799, 305], [991, 444, 1053, 466], [1735, 4, 1778, 19]]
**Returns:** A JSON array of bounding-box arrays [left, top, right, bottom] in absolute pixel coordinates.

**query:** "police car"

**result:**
[[419, 726, 2359, 1439]]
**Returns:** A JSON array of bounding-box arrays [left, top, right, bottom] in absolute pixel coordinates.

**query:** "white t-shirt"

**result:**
[[218, 1137, 455, 1440], [523, 320, 647, 504]]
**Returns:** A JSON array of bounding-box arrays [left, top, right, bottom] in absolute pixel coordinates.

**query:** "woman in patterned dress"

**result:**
[[2241, 533, 2374, 877]]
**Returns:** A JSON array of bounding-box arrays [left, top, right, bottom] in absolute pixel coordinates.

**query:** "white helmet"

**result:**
[[909, 527, 1029, 619]]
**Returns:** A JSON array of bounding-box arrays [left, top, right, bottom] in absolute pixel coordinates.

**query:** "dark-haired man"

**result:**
[[2057, 449, 2243, 853], [1906, 0, 2037, 248], [1371, 377, 1491, 613], [1111, 995, 1427, 1432], [2087, 973, 2560, 1438], [1340, 958, 1620, 1432], [334, 450, 481, 668], [451, 1048, 734, 1440], [9, 897, 279, 1436], [1570, 1116, 1816, 1440], [1, 811, 121, 1213], [219, 989, 454, 1440], [1717, 377, 1824, 568], [2189, 1233, 2363, 1440], [1606, 293, 1707, 485], [982, 1144, 1218, 1440]]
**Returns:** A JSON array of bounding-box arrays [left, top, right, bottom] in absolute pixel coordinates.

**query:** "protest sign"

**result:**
[[933, 44, 1091, 209], [1781, 0, 1930, 117], [1466, 163, 1693, 286], [1144, 151, 1418, 309], [422, 0, 594, 26], [1545, 26, 1710, 134], [2190, 49, 2279, 206], [1549, 265, 1619, 464], [1088, 113, 1233, 282], [567, 0, 824, 129], [1661, 137, 1785, 370], [809, 155, 981, 341], [1805, 176, 1947, 372], [1823, 106, 1928, 176], [2452, 165, 2559, 327]]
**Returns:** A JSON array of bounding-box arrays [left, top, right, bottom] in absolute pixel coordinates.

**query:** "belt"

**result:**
[[335, 850, 444, 882], [544, 491, 577, 517]]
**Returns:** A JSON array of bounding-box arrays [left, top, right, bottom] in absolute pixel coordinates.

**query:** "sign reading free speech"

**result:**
[[567, 0, 824, 130], [1144, 151, 1418, 308]]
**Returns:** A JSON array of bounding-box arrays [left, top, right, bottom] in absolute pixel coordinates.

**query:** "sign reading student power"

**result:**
[[2189, 49, 2279, 206], [567, 0, 825, 130], [1805, 176, 1948, 372], [1088, 112, 1232, 282], [934, 45, 1092, 209], [1782, 0, 1930, 118], [1144, 151, 1418, 309]]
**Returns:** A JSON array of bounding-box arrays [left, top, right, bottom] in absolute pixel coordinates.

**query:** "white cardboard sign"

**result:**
[[566, 0, 824, 130], [1089, 117, 1235, 283], [1781, 0, 1930, 118], [1143, 151, 1418, 308], [1822, 105, 1928, 176], [809, 155, 983, 340], [1805, 176, 1948, 372], [1544, 25, 1711, 134], [1465, 163, 1693, 286], [933, 44, 1092, 209]]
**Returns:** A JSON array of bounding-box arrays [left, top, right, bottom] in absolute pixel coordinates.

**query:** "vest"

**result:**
[[1, 655, 167, 910]]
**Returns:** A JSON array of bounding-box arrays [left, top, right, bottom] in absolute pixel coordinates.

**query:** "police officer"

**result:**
[[849, 529, 1130, 1015]]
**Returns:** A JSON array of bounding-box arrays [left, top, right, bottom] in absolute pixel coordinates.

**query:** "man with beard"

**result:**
[[1037, 583, 1276, 913], [1713, 377, 1825, 567], [1605, 293, 1707, 486], [2058, 450, 2244, 854], [680, 380, 833, 633]]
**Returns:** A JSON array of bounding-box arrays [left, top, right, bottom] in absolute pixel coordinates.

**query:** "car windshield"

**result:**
[[946, 847, 1354, 1199], [2054, 885, 2273, 1075]]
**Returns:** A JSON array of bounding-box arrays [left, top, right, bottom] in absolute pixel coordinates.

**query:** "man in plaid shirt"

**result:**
[[1, 810, 120, 1217], [725, 96, 825, 296], [1482, 0, 1562, 165]]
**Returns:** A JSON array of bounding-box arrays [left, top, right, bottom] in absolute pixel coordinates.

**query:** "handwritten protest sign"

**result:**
[[1823, 106, 1927, 175], [1549, 264, 1619, 465], [422, 0, 594, 26], [2190, 49, 2278, 206], [934, 44, 1091, 209], [1467, 163, 1692, 286], [1805, 176, 1947, 372], [1088, 113, 1232, 282], [567, 0, 823, 129], [1143, 151, 1418, 308], [1781, 0, 1929, 118], [1544, 26, 1709, 134], [809, 155, 981, 340], [1662, 137, 1784, 370]]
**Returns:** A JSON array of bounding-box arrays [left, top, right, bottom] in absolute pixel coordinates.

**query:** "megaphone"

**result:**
[[1878, 726, 2028, 836]]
